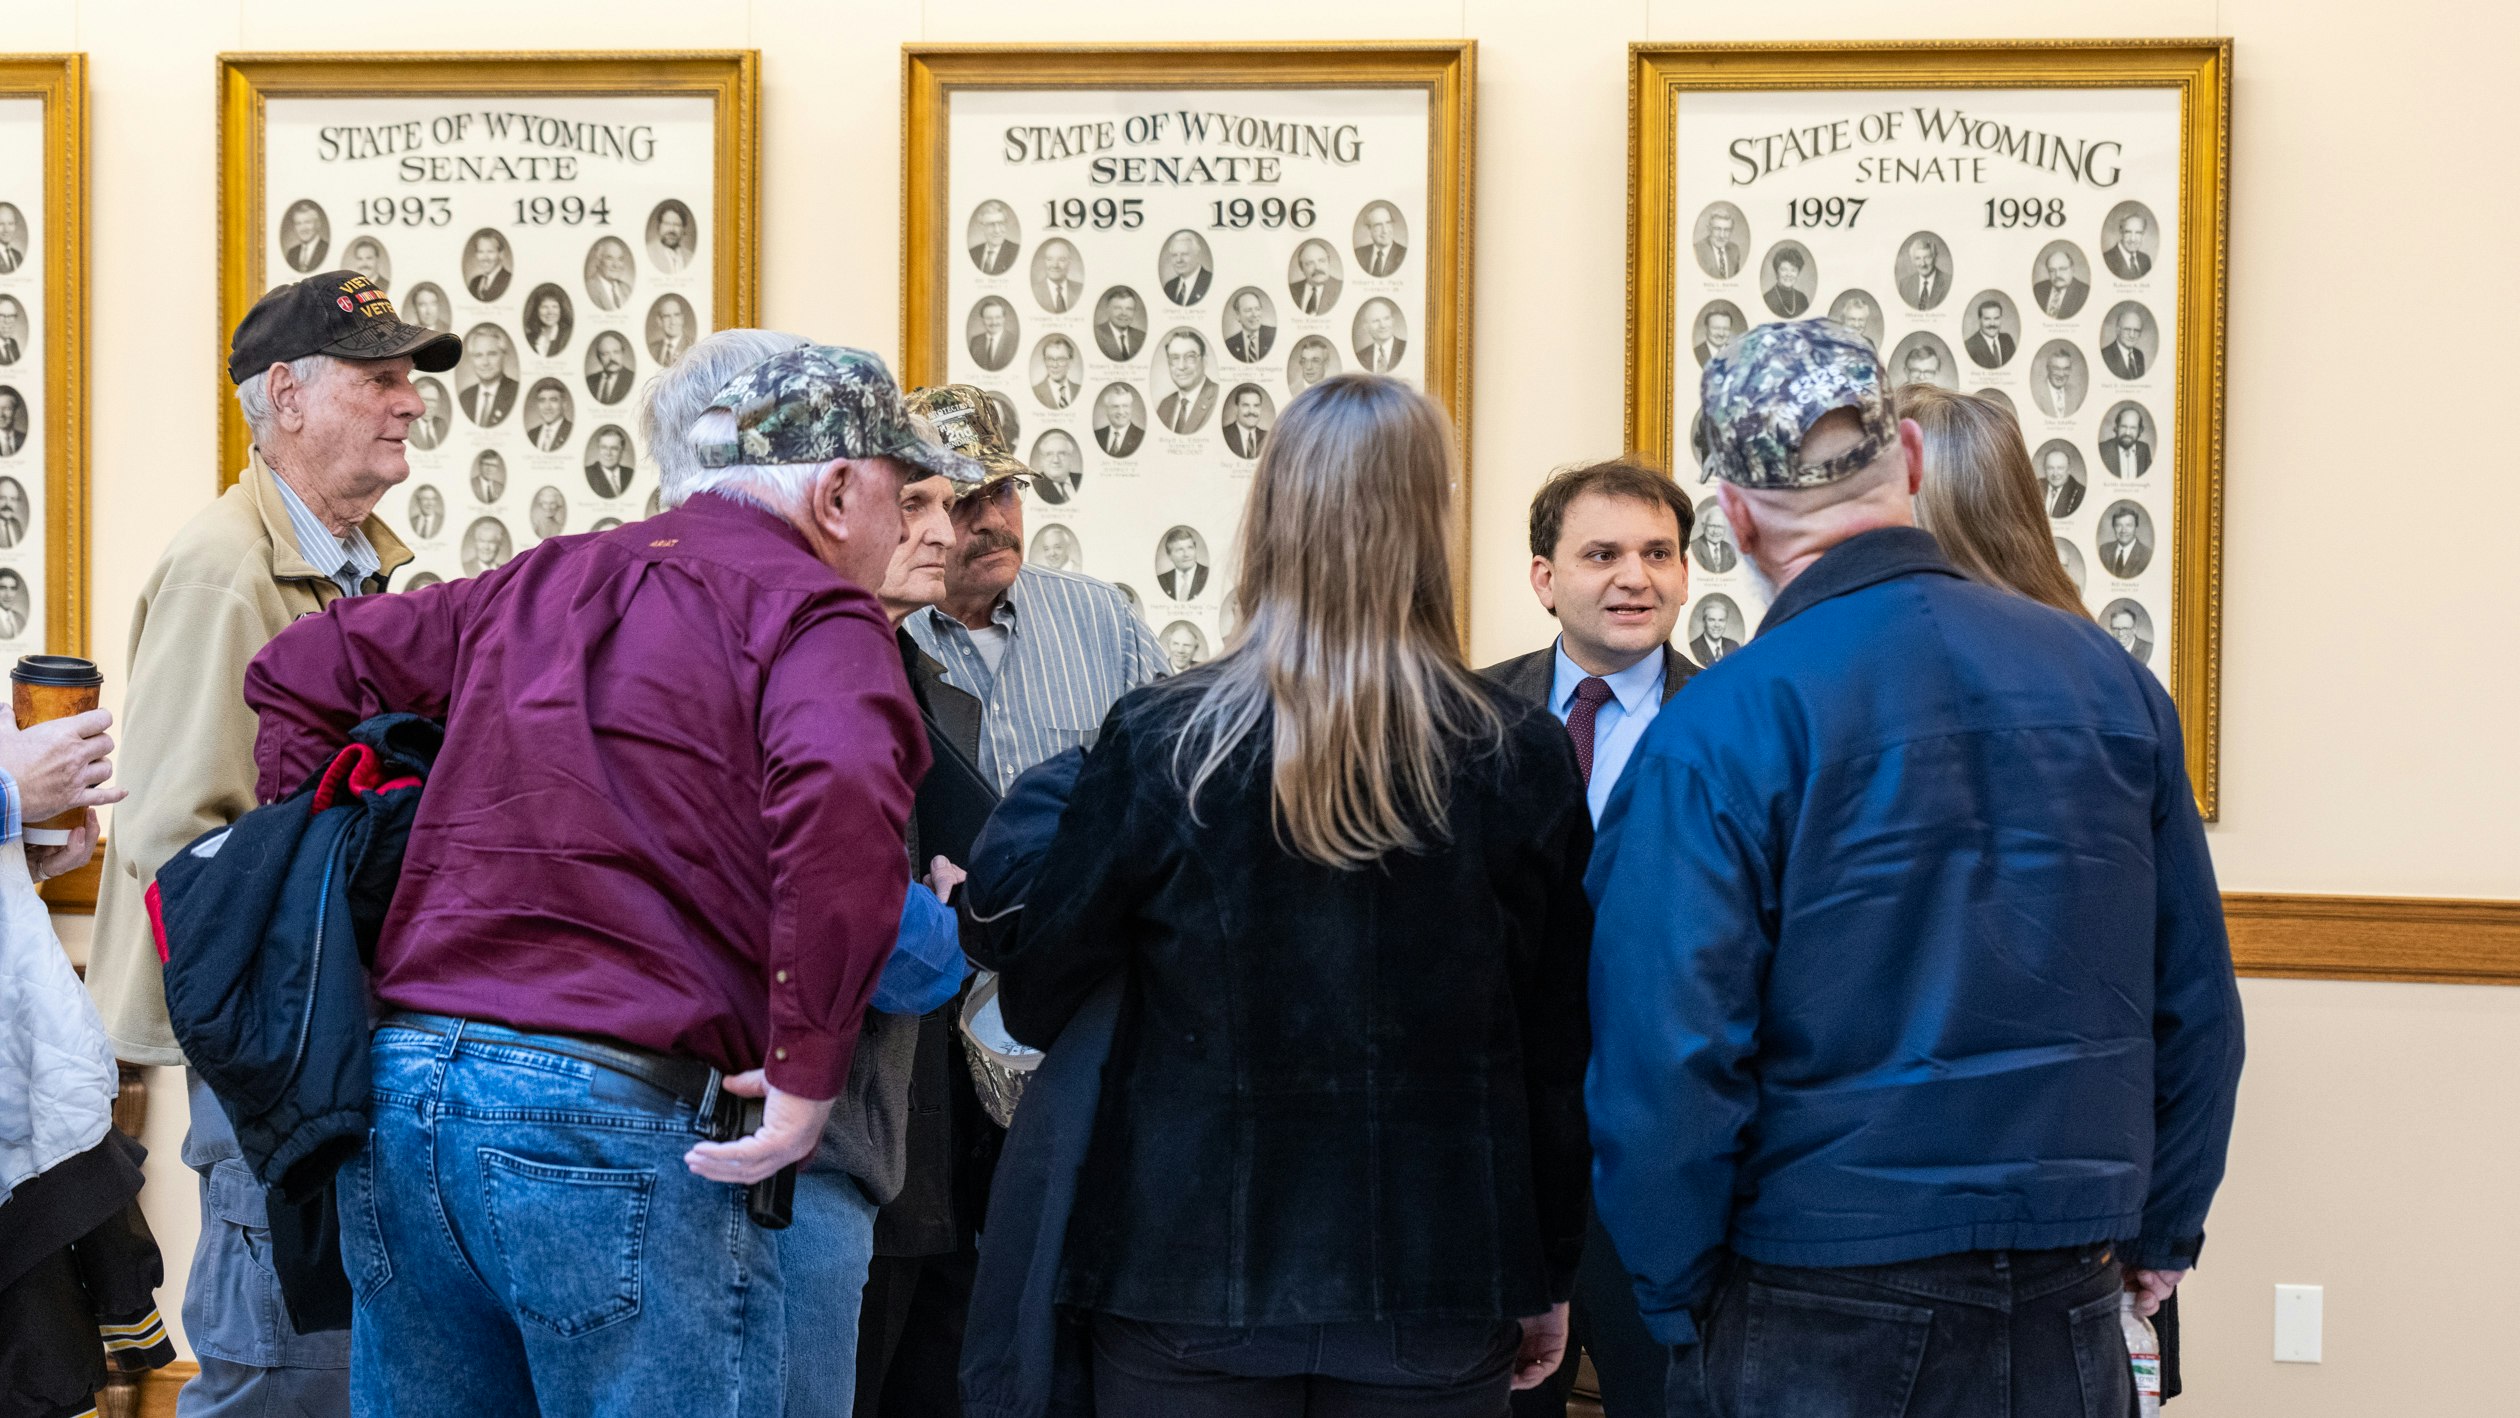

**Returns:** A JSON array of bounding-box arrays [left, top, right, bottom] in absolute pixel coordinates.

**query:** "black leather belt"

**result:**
[[380, 1011, 735, 1138]]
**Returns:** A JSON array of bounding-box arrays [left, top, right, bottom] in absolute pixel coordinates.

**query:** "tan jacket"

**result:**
[[86, 454, 410, 1064]]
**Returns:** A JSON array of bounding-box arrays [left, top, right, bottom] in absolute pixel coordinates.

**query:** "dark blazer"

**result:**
[[2103, 342, 2147, 379], [460, 377, 515, 427], [2102, 440, 2154, 478], [1097, 421, 1143, 458], [2045, 479, 2086, 518], [971, 241, 1017, 275], [1689, 633, 1743, 667], [2032, 278, 2089, 318], [1225, 326, 1274, 362], [979, 680, 1595, 1326], [1163, 269, 1212, 306], [1097, 322, 1143, 360], [1966, 330, 2017, 368], [1155, 564, 1207, 601], [1763, 284, 1810, 318], [1479, 643, 1697, 712], [2105, 245, 2152, 279], [1289, 276, 1341, 315]]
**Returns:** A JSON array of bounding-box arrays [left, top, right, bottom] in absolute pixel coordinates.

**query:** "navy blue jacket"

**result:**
[[1586, 528, 2243, 1345]]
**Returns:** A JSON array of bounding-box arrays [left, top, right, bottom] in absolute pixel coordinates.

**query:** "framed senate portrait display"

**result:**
[[0, 58, 87, 660], [217, 52, 760, 583], [1628, 41, 2230, 812], [905, 44, 1476, 648]]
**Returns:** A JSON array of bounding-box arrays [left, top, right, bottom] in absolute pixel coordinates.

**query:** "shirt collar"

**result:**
[[266, 461, 380, 592], [1755, 526, 1965, 639], [1550, 639, 1666, 715]]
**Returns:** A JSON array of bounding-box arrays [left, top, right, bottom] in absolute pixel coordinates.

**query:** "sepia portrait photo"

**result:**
[[0, 386, 26, 456], [1689, 593, 1745, 666], [522, 284, 575, 358], [1152, 328, 1218, 434], [1691, 201, 1749, 280], [1159, 619, 1209, 673], [409, 377, 450, 450], [1352, 299, 1408, 375], [2029, 341, 2089, 419], [2030, 241, 2091, 320], [967, 199, 1020, 274], [468, 449, 508, 503], [1030, 333, 1083, 410], [647, 198, 699, 275], [1094, 286, 1147, 360], [967, 296, 1020, 372], [2102, 201, 2158, 280], [1030, 429, 1084, 504], [1221, 287, 1279, 363], [1690, 496, 1737, 574], [280, 198, 330, 273], [2034, 440, 2088, 518], [1286, 238, 1344, 317], [584, 331, 637, 406], [2099, 302, 2158, 381], [461, 227, 513, 302], [584, 425, 635, 499], [1287, 335, 1341, 393], [1760, 242, 1816, 317], [457, 324, 519, 427], [0, 477, 28, 549], [1825, 289, 1885, 349], [1220, 384, 1274, 460], [461, 515, 514, 576], [1092, 381, 1145, 458], [407, 282, 452, 333], [1031, 237, 1085, 314], [2101, 598, 2155, 664], [1030, 521, 1081, 572], [1693, 300, 1747, 367], [1153, 523, 1211, 600], [2096, 401, 2156, 479], [1962, 292, 2020, 369], [585, 235, 637, 312], [647, 294, 696, 365], [1353, 201, 1409, 277], [1156, 229, 1215, 307], [1888, 332, 1956, 390], [1894, 230, 1953, 310], [406, 483, 445, 541], [2096, 501, 2155, 578], [529, 485, 568, 539], [344, 234, 391, 292], [522, 378, 576, 453]]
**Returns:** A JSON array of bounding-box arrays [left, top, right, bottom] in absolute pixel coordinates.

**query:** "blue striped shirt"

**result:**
[[267, 464, 382, 598], [907, 565, 1170, 792], [0, 769, 18, 845]]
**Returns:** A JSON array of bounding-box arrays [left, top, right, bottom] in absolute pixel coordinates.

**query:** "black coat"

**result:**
[[980, 677, 1594, 1327]]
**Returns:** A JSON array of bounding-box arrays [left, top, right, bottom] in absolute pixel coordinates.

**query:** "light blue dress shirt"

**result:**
[[1548, 640, 1666, 824]]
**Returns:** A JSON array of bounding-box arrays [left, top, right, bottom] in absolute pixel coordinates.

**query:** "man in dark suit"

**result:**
[[1156, 526, 1208, 600], [1034, 240, 1083, 313], [586, 332, 635, 405], [458, 327, 516, 427], [1692, 510, 1738, 574], [2107, 605, 2154, 665], [1478, 458, 1698, 1418], [1160, 231, 1211, 306], [1096, 385, 1144, 458], [464, 231, 511, 301], [1897, 235, 1949, 310], [1695, 209, 1744, 280], [0, 207, 27, 275], [2101, 508, 2151, 577], [524, 384, 573, 452], [2039, 448, 2086, 518], [1690, 599, 1744, 666], [409, 380, 449, 451], [1224, 290, 1275, 362], [1289, 241, 1342, 316], [1156, 332, 1217, 433], [2102, 308, 2148, 379], [968, 301, 1014, 371], [1356, 301, 1406, 375], [1222, 388, 1267, 459], [0, 296, 27, 364], [1032, 336, 1081, 410], [2102, 408, 2153, 479], [281, 202, 327, 273], [969, 202, 1018, 275], [2032, 249, 2089, 319], [584, 428, 634, 499], [1965, 300, 2017, 369], [1097, 290, 1145, 360], [1357, 203, 1407, 277], [1763, 251, 1811, 317], [2105, 213, 2153, 279]]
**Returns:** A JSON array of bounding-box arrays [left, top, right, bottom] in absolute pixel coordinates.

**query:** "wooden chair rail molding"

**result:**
[[2224, 893, 2520, 986]]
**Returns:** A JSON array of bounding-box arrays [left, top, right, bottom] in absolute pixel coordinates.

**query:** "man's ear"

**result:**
[[265, 361, 306, 432], [807, 458, 854, 547], [1529, 554, 1558, 618], [1897, 418, 1926, 496]]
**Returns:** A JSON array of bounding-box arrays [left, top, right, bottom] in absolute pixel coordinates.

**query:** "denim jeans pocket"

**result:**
[[2068, 1288, 2133, 1418], [1740, 1281, 1930, 1418], [1130, 1319, 1257, 1361], [337, 1132, 394, 1306], [1388, 1319, 1518, 1384], [478, 1148, 655, 1337]]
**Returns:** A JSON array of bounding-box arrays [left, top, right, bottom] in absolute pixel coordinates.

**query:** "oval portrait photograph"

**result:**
[[1691, 201, 1749, 280], [967, 199, 1020, 274], [1353, 200, 1410, 277], [280, 198, 331, 273], [1760, 241, 1816, 317]]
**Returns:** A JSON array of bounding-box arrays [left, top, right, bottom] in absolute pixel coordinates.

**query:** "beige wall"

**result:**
[[33, 1, 2519, 1411]]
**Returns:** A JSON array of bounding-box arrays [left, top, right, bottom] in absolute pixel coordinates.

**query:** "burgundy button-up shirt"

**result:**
[[244, 493, 926, 1098]]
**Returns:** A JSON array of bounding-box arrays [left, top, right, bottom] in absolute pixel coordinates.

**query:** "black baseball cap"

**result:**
[[226, 270, 460, 385]]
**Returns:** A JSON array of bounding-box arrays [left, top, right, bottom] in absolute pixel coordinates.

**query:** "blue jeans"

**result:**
[[779, 1168, 880, 1415], [1670, 1247, 2131, 1418], [341, 1020, 783, 1418]]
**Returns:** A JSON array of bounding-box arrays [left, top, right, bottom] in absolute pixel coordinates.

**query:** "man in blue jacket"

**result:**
[[1587, 319, 2244, 1415]]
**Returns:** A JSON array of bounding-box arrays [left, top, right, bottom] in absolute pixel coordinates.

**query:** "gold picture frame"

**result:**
[[1628, 40, 2230, 815], [215, 50, 761, 488], [903, 43, 1476, 630], [0, 56, 88, 658]]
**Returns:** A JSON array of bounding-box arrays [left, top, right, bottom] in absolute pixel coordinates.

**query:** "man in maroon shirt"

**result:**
[[242, 344, 981, 1416]]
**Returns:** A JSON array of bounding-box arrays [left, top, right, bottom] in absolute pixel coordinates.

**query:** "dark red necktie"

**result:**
[[1566, 677, 1613, 784]]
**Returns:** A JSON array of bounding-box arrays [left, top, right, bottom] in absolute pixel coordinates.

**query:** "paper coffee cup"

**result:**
[[11, 654, 102, 846]]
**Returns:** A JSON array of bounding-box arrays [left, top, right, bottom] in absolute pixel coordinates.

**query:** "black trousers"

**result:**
[[853, 1243, 979, 1418], [1090, 1313, 1521, 1418], [1510, 1210, 1667, 1418], [1670, 1247, 2130, 1418]]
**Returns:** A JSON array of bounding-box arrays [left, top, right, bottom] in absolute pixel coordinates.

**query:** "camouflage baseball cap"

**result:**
[[903, 384, 1030, 490], [1694, 318, 1896, 489], [694, 344, 984, 487]]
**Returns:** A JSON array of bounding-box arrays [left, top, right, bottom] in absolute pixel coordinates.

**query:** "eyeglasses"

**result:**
[[951, 477, 1030, 518]]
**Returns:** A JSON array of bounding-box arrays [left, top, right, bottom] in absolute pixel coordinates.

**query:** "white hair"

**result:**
[[234, 354, 340, 442], [639, 327, 809, 509], [674, 409, 830, 515]]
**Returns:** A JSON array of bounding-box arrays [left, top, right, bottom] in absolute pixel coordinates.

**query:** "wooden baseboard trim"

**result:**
[[2226, 893, 2520, 986], [136, 1360, 194, 1418]]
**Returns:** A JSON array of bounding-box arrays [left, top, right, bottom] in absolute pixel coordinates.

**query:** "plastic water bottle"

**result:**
[[2120, 1292, 2164, 1416]]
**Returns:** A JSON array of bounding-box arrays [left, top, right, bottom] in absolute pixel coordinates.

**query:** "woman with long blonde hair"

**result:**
[[1897, 384, 2090, 618], [978, 374, 1593, 1416]]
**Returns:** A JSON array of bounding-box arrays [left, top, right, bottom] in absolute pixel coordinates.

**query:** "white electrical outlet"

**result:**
[[2274, 1284, 2323, 1363]]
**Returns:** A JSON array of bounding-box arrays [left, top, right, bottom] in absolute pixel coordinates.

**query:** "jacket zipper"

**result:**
[[288, 829, 355, 1083]]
